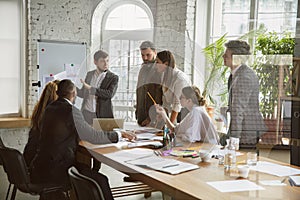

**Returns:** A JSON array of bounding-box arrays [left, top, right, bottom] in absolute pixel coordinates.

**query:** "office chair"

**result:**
[[0, 136, 13, 200], [68, 166, 105, 200], [0, 146, 68, 200]]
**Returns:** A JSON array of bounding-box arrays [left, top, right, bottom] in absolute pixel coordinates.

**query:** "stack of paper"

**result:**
[[127, 141, 163, 149], [289, 176, 300, 186], [136, 133, 163, 141], [250, 161, 300, 177], [125, 155, 199, 175], [105, 148, 198, 174]]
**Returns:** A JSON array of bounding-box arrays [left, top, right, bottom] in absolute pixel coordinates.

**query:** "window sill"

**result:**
[[0, 117, 31, 128]]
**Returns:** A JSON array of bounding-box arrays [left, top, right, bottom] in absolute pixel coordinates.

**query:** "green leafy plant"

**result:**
[[202, 33, 228, 106], [253, 31, 295, 119]]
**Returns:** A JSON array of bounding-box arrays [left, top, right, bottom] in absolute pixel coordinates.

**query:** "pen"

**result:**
[[288, 178, 294, 186], [281, 177, 287, 183], [147, 92, 157, 105], [181, 150, 195, 152], [162, 164, 179, 168], [154, 151, 160, 157]]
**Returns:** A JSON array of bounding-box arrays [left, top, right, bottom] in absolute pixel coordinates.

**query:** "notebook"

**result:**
[[93, 118, 124, 131]]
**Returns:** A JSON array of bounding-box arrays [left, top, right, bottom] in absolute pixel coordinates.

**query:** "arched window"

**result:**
[[105, 4, 151, 30], [101, 1, 153, 121]]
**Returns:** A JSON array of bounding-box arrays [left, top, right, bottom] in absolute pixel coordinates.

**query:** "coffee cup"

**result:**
[[199, 151, 212, 162], [237, 165, 250, 178]]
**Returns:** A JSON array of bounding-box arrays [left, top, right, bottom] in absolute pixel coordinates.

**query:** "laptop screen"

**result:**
[[92, 118, 124, 131]]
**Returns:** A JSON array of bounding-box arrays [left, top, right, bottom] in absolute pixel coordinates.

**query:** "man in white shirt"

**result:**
[[77, 50, 118, 125]]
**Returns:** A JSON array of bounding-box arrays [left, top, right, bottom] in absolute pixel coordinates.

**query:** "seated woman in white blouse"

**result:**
[[155, 86, 219, 144]]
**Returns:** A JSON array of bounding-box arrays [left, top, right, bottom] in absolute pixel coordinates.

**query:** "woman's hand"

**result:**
[[155, 104, 167, 121]]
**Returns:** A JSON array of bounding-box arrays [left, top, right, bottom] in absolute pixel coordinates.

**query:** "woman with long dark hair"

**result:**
[[156, 50, 190, 124]]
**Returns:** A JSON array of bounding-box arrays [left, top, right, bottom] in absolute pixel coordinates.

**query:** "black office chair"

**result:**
[[68, 166, 105, 200], [0, 146, 68, 200], [0, 135, 5, 163], [0, 136, 13, 200]]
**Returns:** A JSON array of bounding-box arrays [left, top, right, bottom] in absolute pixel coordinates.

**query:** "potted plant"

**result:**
[[202, 33, 228, 107], [253, 31, 295, 119], [201, 27, 265, 120], [253, 31, 295, 144]]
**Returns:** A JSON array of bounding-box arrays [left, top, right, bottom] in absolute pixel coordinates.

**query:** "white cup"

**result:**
[[237, 165, 250, 178], [199, 151, 212, 162]]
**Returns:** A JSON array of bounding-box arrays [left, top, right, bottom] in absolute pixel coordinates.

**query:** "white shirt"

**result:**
[[162, 67, 191, 113], [231, 64, 242, 76], [85, 70, 107, 112], [175, 106, 219, 144]]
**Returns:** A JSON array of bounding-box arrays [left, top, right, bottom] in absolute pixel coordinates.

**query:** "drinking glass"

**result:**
[[247, 152, 257, 166]]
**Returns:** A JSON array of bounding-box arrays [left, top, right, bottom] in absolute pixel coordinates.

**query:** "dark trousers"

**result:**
[[79, 168, 114, 200], [82, 109, 101, 171]]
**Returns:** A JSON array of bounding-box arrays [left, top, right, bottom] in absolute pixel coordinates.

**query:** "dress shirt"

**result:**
[[84, 70, 107, 112], [175, 106, 219, 144], [162, 67, 191, 113]]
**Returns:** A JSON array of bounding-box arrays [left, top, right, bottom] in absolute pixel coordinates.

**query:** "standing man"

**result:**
[[223, 40, 265, 145], [136, 41, 163, 127], [77, 50, 118, 125], [30, 79, 136, 200]]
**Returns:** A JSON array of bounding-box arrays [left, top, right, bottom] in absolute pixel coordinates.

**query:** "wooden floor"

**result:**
[[0, 149, 290, 200]]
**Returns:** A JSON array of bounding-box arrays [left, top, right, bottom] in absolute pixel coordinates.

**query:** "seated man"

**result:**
[[30, 79, 135, 200]]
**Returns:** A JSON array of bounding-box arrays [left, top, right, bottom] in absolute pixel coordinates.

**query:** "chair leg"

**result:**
[[5, 183, 11, 200], [10, 185, 17, 200], [144, 192, 152, 198]]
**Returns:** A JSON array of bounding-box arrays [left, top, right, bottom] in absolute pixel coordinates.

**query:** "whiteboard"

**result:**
[[37, 40, 87, 95]]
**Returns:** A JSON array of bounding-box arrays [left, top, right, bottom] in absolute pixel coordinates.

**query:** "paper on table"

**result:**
[[259, 180, 286, 186], [105, 148, 155, 162], [122, 126, 162, 133], [82, 141, 130, 150], [289, 176, 300, 186], [207, 180, 265, 193], [125, 155, 199, 175], [250, 161, 300, 177], [136, 133, 163, 141], [105, 148, 198, 174], [127, 141, 163, 148]]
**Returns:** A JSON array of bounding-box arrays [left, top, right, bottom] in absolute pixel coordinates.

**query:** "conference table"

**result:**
[[78, 140, 300, 200]]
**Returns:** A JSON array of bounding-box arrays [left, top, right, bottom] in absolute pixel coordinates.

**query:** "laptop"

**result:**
[[93, 118, 124, 131]]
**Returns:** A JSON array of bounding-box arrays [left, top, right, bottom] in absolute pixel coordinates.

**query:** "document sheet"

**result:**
[[207, 180, 265, 193], [250, 161, 300, 177], [105, 148, 199, 174]]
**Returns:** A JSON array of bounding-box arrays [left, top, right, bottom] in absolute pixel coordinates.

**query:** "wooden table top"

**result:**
[[81, 141, 300, 200]]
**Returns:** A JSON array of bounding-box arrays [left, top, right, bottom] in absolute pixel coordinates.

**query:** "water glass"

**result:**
[[217, 148, 224, 165], [224, 149, 236, 169], [229, 137, 240, 150], [247, 152, 257, 166]]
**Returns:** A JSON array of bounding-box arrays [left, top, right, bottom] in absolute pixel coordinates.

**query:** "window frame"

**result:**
[[0, 0, 27, 118], [100, 0, 154, 121]]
